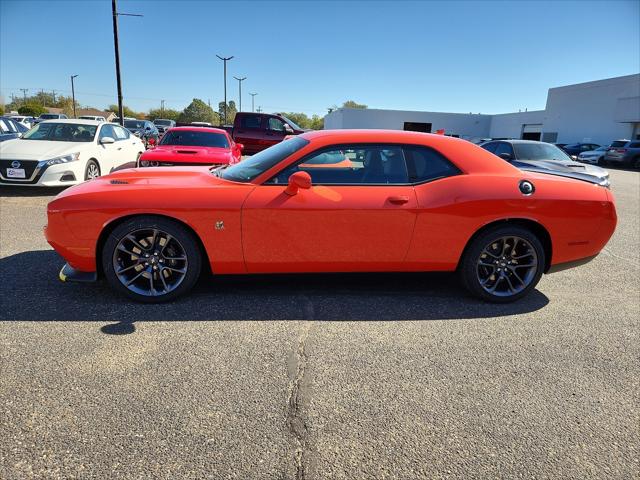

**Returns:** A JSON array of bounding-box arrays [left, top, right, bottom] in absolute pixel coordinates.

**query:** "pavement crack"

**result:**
[[287, 304, 314, 480]]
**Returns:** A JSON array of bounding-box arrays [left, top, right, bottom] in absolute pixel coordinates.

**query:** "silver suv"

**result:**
[[604, 139, 640, 168]]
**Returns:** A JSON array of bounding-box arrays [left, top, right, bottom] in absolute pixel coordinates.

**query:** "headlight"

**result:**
[[133, 131, 141, 137], [43, 152, 80, 166]]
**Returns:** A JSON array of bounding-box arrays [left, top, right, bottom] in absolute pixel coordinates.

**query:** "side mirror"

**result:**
[[284, 124, 294, 134], [498, 152, 513, 161], [100, 136, 115, 144], [145, 126, 152, 131], [570, 155, 578, 161], [284, 171, 312, 196], [236, 143, 244, 151], [147, 137, 156, 146]]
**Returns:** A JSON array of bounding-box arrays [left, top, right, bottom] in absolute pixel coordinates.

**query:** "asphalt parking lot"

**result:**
[[0, 168, 638, 479]]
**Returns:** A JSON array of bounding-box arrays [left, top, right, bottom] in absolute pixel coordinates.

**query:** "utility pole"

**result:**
[[249, 92, 257, 112], [52, 90, 57, 103], [256, 106, 262, 113], [70, 75, 78, 118], [216, 54, 233, 124], [111, 0, 142, 125], [233, 76, 246, 112], [20, 88, 28, 103], [160, 99, 165, 116]]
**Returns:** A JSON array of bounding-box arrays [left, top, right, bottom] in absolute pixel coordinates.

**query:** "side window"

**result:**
[[494, 142, 514, 159], [266, 145, 408, 185], [629, 142, 640, 148], [0, 119, 9, 134], [481, 142, 498, 154], [403, 146, 460, 183], [240, 115, 262, 129], [113, 125, 130, 140], [268, 117, 285, 132], [99, 124, 115, 140]]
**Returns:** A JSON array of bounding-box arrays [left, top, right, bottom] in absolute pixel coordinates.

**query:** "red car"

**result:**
[[45, 130, 617, 303], [137, 127, 242, 167]]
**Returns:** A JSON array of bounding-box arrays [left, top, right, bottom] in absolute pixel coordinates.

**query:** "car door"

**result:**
[[241, 144, 418, 273], [233, 114, 265, 154], [263, 116, 289, 149], [96, 124, 122, 171], [111, 125, 139, 168]]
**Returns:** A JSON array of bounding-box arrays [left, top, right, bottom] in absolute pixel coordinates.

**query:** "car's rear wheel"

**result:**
[[85, 160, 101, 180], [102, 216, 202, 303], [459, 225, 545, 303]]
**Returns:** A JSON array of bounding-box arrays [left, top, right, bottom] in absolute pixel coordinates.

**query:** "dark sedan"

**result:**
[[480, 139, 610, 186], [561, 143, 601, 157], [123, 119, 160, 147]]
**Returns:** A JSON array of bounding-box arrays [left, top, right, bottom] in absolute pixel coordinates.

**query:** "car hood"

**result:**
[[513, 159, 609, 179], [141, 145, 234, 164], [0, 139, 86, 160]]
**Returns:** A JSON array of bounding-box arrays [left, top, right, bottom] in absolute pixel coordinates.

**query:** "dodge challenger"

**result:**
[[45, 130, 617, 303]]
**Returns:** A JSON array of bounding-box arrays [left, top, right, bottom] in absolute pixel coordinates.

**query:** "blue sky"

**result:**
[[1, 0, 639, 116]]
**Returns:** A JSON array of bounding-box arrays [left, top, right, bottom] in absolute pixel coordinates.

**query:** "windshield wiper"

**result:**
[[211, 165, 228, 177]]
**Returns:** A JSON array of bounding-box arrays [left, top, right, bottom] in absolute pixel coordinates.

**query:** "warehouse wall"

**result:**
[[488, 111, 546, 139]]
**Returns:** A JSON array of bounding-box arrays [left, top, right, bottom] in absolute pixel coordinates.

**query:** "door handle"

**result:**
[[388, 195, 409, 205], [117, 147, 122, 151]]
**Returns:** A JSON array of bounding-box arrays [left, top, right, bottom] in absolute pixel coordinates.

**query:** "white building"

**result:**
[[324, 74, 640, 145]]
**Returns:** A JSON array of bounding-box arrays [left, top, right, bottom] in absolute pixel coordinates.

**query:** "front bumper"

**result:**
[[0, 161, 82, 187], [59, 263, 97, 283]]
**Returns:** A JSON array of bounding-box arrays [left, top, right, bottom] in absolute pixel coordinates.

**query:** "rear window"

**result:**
[[240, 115, 262, 129], [403, 146, 460, 183], [629, 143, 640, 148], [610, 141, 627, 148]]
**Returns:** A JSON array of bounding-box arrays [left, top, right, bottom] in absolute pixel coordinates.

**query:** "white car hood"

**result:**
[[0, 139, 86, 160]]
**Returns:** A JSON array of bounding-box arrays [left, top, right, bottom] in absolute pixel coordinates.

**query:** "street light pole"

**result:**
[[233, 76, 246, 112], [70, 75, 78, 118], [249, 92, 257, 112], [111, 0, 142, 126], [216, 55, 233, 124]]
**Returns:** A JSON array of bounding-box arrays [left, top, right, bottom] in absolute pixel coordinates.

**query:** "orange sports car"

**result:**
[[45, 130, 617, 303]]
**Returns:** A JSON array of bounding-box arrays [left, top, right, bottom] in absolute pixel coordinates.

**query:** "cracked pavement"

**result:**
[[1, 168, 638, 479]]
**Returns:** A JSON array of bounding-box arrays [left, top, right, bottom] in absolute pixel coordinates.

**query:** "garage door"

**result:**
[[522, 124, 542, 141]]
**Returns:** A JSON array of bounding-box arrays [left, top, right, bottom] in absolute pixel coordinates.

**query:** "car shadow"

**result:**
[[0, 251, 549, 333], [0, 186, 67, 197]]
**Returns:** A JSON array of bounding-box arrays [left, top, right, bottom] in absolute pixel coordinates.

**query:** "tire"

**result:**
[[102, 216, 202, 303], [630, 156, 640, 169], [459, 225, 545, 303], [85, 159, 101, 180], [596, 156, 604, 166]]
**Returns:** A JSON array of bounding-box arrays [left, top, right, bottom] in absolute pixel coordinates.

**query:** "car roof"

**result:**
[[168, 126, 228, 134], [38, 118, 104, 126], [482, 139, 552, 145]]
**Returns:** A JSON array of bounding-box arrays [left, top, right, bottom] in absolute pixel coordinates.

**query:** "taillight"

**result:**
[[616, 148, 627, 153]]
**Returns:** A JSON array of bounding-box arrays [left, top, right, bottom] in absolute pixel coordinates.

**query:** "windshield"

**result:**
[[513, 143, 572, 162], [40, 114, 59, 119], [154, 119, 172, 126], [280, 115, 303, 131], [124, 120, 145, 129], [595, 146, 608, 152], [610, 141, 627, 148], [21, 122, 97, 142], [160, 130, 229, 148], [221, 137, 309, 182]]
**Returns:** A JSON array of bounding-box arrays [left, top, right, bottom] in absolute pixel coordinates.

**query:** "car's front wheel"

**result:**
[[459, 225, 545, 303], [102, 216, 202, 302], [85, 160, 101, 180]]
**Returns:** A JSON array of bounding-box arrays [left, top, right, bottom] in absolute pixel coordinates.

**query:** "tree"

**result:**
[[280, 112, 310, 129], [147, 108, 180, 121], [309, 114, 324, 130], [107, 104, 140, 118], [0, 104, 4, 116], [18, 103, 47, 116], [178, 98, 219, 124], [342, 100, 367, 109], [218, 100, 237, 125]]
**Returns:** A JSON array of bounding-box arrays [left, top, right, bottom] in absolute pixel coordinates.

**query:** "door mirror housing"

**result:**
[[498, 152, 513, 161], [100, 136, 115, 144], [236, 143, 244, 151], [284, 124, 294, 134], [284, 171, 312, 196]]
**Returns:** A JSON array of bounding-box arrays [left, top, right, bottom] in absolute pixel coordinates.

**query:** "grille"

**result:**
[[0, 159, 39, 179]]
